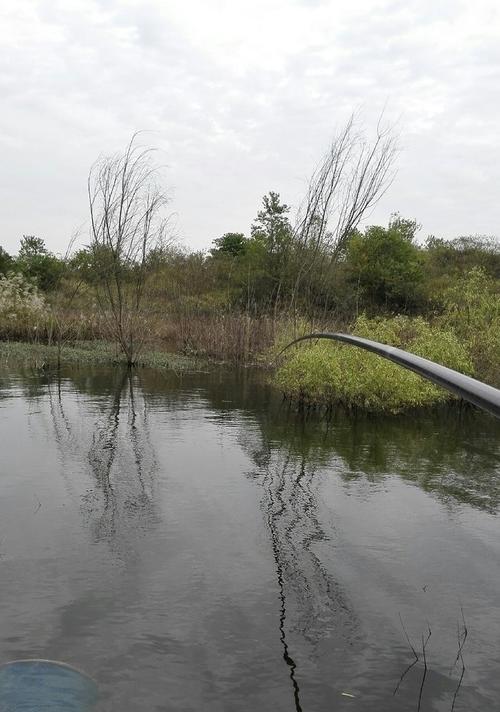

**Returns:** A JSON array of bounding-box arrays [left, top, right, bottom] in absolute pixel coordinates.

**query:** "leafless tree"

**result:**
[[290, 113, 398, 314], [88, 134, 170, 365]]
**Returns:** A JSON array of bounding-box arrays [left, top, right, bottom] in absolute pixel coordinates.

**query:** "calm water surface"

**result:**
[[0, 364, 499, 711]]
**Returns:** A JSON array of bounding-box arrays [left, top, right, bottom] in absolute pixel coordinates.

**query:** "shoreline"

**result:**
[[0, 339, 203, 373]]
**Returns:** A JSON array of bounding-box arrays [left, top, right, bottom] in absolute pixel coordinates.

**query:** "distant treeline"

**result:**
[[1, 197, 499, 324]]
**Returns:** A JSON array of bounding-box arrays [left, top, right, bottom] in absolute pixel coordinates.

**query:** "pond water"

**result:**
[[0, 364, 499, 711]]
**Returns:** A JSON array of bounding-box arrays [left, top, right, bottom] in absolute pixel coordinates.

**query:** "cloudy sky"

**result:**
[[1, 0, 499, 255]]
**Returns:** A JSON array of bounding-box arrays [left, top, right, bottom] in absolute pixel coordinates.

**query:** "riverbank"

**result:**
[[1, 296, 499, 416], [0, 340, 203, 373]]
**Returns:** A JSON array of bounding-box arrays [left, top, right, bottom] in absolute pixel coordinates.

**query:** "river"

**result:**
[[0, 364, 499, 711]]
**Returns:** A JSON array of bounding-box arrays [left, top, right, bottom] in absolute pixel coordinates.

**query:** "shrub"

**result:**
[[275, 314, 473, 413], [438, 267, 500, 386]]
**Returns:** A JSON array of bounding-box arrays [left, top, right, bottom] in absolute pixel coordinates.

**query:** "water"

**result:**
[[0, 364, 499, 711]]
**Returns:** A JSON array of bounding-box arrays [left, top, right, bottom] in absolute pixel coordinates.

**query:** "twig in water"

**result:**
[[450, 608, 467, 712], [417, 624, 432, 712], [33, 495, 42, 514], [394, 613, 420, 695]]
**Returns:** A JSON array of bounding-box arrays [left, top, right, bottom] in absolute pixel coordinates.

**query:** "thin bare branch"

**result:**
[[289, 113, 398, 313]]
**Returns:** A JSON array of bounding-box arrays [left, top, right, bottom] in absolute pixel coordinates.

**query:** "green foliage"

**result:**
[[251, 191, 292, 255], [425, 235, 500, 279], [18, 235, 48, 258], [210, 232, 248, 258], [68, 247, 95, 281], [275, 315, 473, 413], [0, 247, 13, 275], [345, 216, 425, 311], [423, 236, 500, 307], [205, 195, 296, 311], [249, 191, 294, 307], [439, 267, 500, 386], [387, 213, 421, 241], [3, 191, 500, 384], [16, 235, 65, 291], [69, 245, 117, 285]]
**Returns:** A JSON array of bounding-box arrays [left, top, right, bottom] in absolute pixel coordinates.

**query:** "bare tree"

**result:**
[[88, 134, 170, 365], [290, 113, 398, 314]]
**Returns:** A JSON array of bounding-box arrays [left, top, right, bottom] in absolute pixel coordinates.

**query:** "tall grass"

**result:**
[[150, 311, 276, 363]]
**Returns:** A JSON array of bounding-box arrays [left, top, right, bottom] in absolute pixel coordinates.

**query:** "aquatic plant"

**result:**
[[274, 315, 474, 413]]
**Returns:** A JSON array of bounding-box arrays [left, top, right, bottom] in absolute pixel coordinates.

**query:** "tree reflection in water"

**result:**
[[47, 369, 159, 548], [242, 426, 358, 711]]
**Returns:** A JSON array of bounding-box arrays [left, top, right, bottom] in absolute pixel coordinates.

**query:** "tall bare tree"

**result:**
[[88, 134, 170, 365], [290, 114, 398, 314]]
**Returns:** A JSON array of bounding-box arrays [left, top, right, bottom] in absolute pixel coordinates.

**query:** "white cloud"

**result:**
[[0, 0, 499, 254]]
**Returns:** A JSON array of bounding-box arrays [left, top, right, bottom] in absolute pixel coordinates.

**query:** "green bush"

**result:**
[[274, 315, 473, 413], [438, 267, 500, 386], [16, 235, 65, 291], [345, 217, 425, 312]]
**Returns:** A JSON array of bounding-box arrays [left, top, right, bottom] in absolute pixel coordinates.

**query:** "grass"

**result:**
[[0, 339, 202, 372]]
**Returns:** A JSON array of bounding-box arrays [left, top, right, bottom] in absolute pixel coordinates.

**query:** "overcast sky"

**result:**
[[1, 0, 499, 255]]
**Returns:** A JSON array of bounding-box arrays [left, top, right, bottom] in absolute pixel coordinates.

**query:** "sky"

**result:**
[[1, 0, 500, 256]]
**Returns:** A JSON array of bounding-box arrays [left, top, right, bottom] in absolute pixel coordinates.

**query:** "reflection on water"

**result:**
[[47, 369, 159, 550], [0, 364, 499, 711], [84, 370, 159, 547], [248, 449, 358, 712]]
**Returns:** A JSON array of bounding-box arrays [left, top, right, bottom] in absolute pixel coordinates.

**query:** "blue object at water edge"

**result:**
[[0, 660, 98, 711]]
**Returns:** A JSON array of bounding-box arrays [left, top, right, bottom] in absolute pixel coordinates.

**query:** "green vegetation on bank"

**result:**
[[274, 267, 500, 413], [274, 315, 474, 413], [0, 340, 201, 373], [1, 239, 498, 412]]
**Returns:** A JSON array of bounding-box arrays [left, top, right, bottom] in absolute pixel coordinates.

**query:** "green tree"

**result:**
[[69, 245, 116, 285], [0, 246, 13, 275], [387, 213, 421, 242], [18, 235, 48, 259], [346, 217, 424, 312], [424, 235, 500, 283], [250, 191, 293, 311], [17, 235, 64, 291], [210, 232, 248, 258], [251, 192, 292, 255]]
